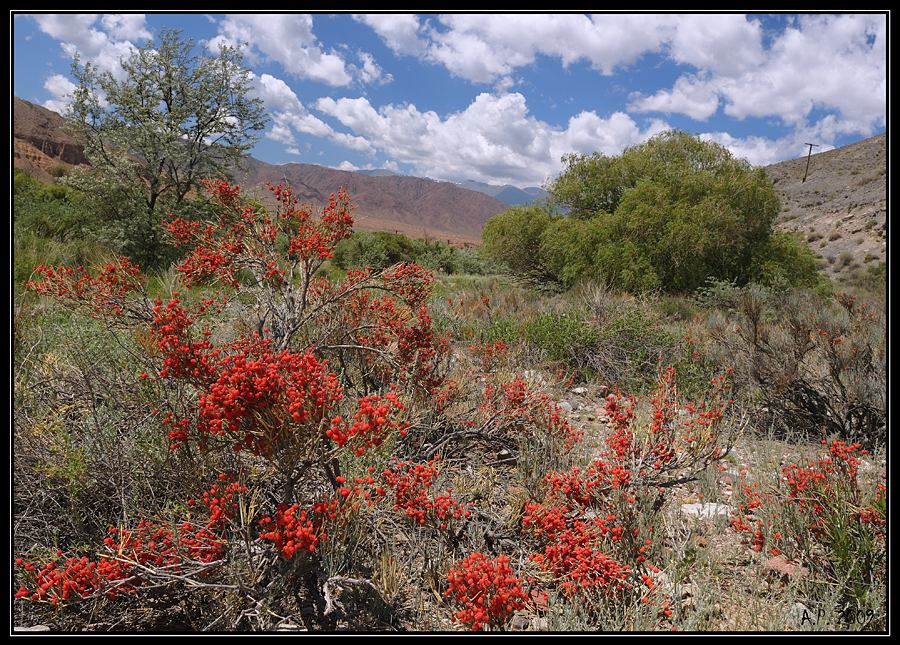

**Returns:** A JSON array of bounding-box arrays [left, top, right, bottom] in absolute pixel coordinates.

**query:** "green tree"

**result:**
[[63, 27, 269, 269], [480, 201, 557, 287], [482, 130, 821, 294]]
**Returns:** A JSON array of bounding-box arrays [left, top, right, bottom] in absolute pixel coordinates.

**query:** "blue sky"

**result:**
[[13, 12, 887, 189]]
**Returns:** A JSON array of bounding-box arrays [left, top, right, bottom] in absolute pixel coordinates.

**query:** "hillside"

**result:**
[[13, 96, 91, 183], [13, 97, 508, 246], [230, 157, 509, 246], [765, 133, 887, 277], [13, 96, 887, 265]]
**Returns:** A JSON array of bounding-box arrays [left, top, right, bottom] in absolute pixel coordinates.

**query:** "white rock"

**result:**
[[679, 503, 734, 520]]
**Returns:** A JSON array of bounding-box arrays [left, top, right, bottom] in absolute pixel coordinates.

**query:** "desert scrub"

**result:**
[[687, 282, 885, 449]]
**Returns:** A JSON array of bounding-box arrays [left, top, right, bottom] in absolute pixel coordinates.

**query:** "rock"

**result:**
[[528, 617, 549, 631], [275, 623, 307, 632], [528, 588, 549, 613], [788, 602, 818, 630], [679, 502, 734, 520], [511, 615, 530, 631], [763, 554, 809, 585]]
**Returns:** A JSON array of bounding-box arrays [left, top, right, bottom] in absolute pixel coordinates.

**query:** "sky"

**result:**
[[12, 12, 888, 190]]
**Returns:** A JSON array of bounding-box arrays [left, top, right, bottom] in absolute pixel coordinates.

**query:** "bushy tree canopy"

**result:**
[[63, 28, 269, 269], [482, 130, 820, 294]]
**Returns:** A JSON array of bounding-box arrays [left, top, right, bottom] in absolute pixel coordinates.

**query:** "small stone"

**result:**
[[763, 554, 809, 585], [789, 602, 817, 630], [511, 615, 530, 631], [529, 617, 549, 631], [275, 623, 307, 632], [680, 502, 733, 520]]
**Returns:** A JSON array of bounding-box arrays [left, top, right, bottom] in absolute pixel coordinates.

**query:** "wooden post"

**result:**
[[802, 143, 819, 183]]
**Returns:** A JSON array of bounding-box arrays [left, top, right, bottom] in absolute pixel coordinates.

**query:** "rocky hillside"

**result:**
[[14, 96, 887, 266], [765, 133, 887, 278], [13, 96, 91, 183]]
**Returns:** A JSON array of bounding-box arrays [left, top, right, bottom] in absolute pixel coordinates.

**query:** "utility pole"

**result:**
[[802, 143, 819, 183]]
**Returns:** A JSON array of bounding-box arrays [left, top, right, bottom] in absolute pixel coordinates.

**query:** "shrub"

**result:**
[[731, 440, 886, 627], [17, 179, 451, 618], [689, 281, 886, 449], [482, 130, 821, 294]]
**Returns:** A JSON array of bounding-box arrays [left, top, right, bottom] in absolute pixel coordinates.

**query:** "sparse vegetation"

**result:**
[[14, 164, 885, 632]]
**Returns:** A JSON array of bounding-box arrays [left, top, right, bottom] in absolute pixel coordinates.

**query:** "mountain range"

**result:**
[[15, 96, 523, 245], [13, 96, 886, 270]]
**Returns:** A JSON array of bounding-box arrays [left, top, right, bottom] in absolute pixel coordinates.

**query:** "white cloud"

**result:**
[[315, 92, 669, 186], [214, 14, 353, 86], [99, 14, 153, 42], [353, 14, 426, 56], [720, 14, 885, 134], [628, 72, 720, 121], [560, 111, 670, 158], [355, 13, 884, 145], [664, 14, 764, 75], [32, 13, 139, 78], [249, 72, 374, 154], [354, 51, 393, 85], [41, 74, 79, 114], [359, 14, 675, 83], [251, 72, 335, 145], [632, 14, 885, 139]]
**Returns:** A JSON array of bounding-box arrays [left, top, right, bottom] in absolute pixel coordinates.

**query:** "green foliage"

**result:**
[[14, 167, 43, 196], [480, 202, 557, 287], [481, 309, 598, 368], [482, 130, 821, 294], [63, 27, 268, 271], [333, 231, 499, 276], [333, 231, 415, 272], [14, 170, 91, 238]]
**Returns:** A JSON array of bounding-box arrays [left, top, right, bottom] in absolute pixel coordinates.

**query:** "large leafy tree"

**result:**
[[482, 130, 820, 294], [64, 27, 269, 269]]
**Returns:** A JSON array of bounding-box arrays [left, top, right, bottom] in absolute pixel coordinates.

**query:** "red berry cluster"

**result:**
[[328, 391, 407, 456], [27, 257, 146, 319], [444, 553, 526, 631], [258, 500, 338, 558], [381, 458, 471, 528], [731, 440, 886, 557], [15, 475, 246, 604]]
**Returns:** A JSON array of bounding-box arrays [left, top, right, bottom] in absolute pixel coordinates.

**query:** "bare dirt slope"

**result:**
[[766, 134, 887, 277]]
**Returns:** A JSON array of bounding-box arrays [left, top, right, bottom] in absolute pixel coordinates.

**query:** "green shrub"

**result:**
[[333, 231, 415, 272], [482, 130, 821, 294]]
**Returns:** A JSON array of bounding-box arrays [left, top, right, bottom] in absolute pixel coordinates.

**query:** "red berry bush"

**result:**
[[444, 553, 527, 631], [21, 175, 861, 632]]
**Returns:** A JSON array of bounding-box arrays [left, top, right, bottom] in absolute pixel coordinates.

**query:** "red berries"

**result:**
[[445, 553, 526, 631]]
